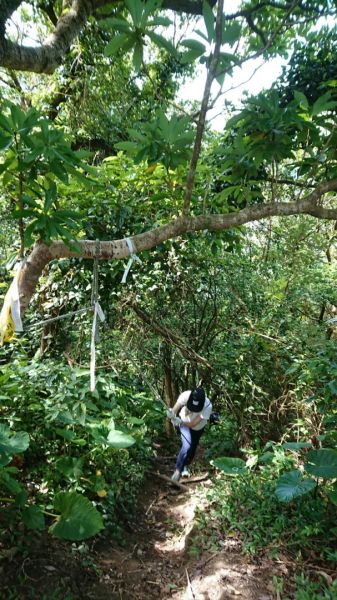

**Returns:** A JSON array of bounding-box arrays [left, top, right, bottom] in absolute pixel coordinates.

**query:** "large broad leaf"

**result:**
[[107, 430, 135, 448], [50, 492, 104, 541], [203, 0, 214, 42], [0, 424, 29, 459], [55, 457, 83, 480], [0, 471, 22, 494], [0, 453, 12, 467], [283, 442, 312, 451], [104, 33, 131, 56], [211, 457, 246, 475], [304, 449, 337, 479], [22, 506, 45, 530], [275, 470, 316, 502]]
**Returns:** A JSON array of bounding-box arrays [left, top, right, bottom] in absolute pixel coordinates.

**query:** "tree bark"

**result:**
[[0, 0, 217, 73], [1, 0, 98, 73], [15, 178, 337, 318], [18, 188, 337, 304]]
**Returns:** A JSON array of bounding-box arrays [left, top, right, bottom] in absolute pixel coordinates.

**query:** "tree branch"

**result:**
[[0, 0, 95, 73], [16, 178, 337, 317], [163, 0, 217, 13], [0, 0, 22, 36], [182, 0, 224, 216], [0, 0, 220, 73], [129, 301, 213, 370]]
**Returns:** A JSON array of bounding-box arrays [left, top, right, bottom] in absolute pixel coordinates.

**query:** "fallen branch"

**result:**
[[149, 471, 189, 492], [181, 473, 209, 484]]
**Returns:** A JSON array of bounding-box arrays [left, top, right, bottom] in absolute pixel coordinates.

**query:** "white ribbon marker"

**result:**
[[90, 301, 105, 392], [121, 237, 142, 284], [11, 261, 24, 332]]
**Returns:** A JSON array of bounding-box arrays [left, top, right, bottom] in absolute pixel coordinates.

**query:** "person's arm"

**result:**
[[181, 415, 203, 429], [171, 399, 182, 415], [171, 391, 190, 415]]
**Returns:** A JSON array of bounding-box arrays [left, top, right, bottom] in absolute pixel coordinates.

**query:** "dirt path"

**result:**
[[88, 458, 282, 600], [1, 457, 288, 599]]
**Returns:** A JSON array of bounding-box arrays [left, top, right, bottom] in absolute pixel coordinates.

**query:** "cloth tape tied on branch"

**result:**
[[0, 260, 24, 345], [121, 237, 142, 283]]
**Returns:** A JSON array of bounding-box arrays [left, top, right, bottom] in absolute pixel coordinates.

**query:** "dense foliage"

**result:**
[[1, 0, 337, 597]]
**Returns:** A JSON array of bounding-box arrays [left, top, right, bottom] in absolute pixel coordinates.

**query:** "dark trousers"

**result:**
[[175, 425, 205, 472]]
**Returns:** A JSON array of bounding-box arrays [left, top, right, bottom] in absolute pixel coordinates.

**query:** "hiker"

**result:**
[[167, 387, 212, 482]]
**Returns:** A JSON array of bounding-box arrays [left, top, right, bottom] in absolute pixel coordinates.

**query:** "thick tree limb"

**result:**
[[0, 0, 22, 36], [0, 0, 217, 73], [17, 178, 337, 317], [0, 0, 96, 73], [1, 0, 335, 73]]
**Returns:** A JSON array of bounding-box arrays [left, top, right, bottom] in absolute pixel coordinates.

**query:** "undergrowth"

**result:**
[[197, 471, 337, 598]]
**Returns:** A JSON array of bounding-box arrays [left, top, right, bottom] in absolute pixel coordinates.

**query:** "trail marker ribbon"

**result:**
[[90, 240, 106, 392], [121, 237, 142, 284], [90, 300, 105, 392], [10, 261, 23, 332], [0, 260, 24, 345]]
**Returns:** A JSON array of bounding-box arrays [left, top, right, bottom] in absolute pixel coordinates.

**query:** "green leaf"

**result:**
[[0, 471, 22, 495], [216, 186, 240, 201], [180, 49, 205, 65], [259, 451, 274, 463], [104, 33, 131, 56], [55, 456, 83, 480], [15, 491, 28, 508], [222, 21, 241, 45], [0, 113, 13, 133], [283, 442, 313, 450], [125, 0, 143, 26], [101, 17, 131, 33], [22, 506, 45, 530], [294, 91, 309, 110], [304, 449, 337, 479], [55, 428, 76, 441], [49, 160, 69, 184], [140, 0, 162, 27], [147, 31, 177, 55], [0, 453, 12, 467], [203, 0, 214, 42], [312, 92, 337, 116], [107, 429, 135, 448], [115, 141, 139, 154], [50, 492, 104, 540], [275, 470, 316, 502], [10, 103, 25, 129], [147, 16, 171, 27], [181, 39, 206, 53], [0, 424, 30, 457], [210, 456, 247, 475], [0, 133, 13, 151]]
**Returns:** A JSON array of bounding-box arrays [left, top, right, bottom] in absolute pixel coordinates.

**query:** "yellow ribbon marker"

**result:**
[[0, 262, 24, 345]]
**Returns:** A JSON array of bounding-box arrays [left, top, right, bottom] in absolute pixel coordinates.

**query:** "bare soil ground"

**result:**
[[1, 456, 290, 600]]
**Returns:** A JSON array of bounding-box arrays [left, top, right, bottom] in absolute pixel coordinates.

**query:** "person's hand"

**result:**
[[171, 416, 182, 427], [166, 408, 175, 419]]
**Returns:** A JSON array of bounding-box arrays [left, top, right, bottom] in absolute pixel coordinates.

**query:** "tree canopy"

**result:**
[[0, 0, 337, 314]]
